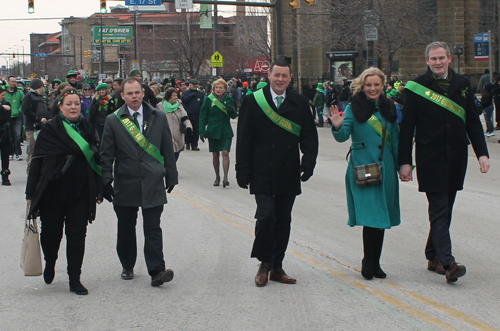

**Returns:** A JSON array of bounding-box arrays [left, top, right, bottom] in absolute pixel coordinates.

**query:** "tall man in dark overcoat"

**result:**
[[399, 41, 490, 283], [236, 58, 319, 287], [100, 78, 178, 287]]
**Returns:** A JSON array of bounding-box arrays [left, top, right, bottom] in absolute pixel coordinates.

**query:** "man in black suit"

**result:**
[[399, 41, 490, 283], [236, 58, 318, 287]]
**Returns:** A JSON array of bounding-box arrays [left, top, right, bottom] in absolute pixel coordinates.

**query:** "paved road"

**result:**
[[1, 121, 499, 330]]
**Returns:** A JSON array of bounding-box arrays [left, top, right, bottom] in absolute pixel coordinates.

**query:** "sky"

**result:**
[[0, 0, 237, 64]]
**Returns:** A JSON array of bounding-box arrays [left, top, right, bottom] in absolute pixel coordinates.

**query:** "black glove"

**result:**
[[237, 176, 250, 189], [300, 167, 313, 182], [167, 185, 175, 193], [185, 127, 192, 136], [103, 182, 114, 202], [200, 135, 205, 143]]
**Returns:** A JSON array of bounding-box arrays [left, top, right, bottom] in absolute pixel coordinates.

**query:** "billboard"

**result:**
[[93, 26, 133, 45]]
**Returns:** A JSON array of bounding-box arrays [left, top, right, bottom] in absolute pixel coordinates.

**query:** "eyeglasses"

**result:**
[[83, 89, 90, 91]]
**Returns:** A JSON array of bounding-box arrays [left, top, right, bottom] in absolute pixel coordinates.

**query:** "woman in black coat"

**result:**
[[0, 86, 14, 185], [26, 88, 103, 295]]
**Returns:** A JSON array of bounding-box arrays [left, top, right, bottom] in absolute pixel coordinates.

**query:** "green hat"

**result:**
[[189, 79, 199, 85], [96, 83, 108, 91], [129, 69, 141, 77], [66, 70, 77, 78], [52, 78, 62, 85], [316, 84, 323, 92], [256, 82, 267, 90]]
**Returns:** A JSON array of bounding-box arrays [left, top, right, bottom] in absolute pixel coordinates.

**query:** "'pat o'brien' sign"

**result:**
[[93, 27, 133, 45]]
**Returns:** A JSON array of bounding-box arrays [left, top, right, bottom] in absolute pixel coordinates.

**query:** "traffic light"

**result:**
[[84, 50, 91, 58], [289, 0, 298, 9], [305, 0, 315, 4], [100, 0, 107, 14], [28, 0, 34, 14]]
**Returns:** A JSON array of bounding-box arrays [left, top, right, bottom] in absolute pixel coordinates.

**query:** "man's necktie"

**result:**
[[277, 96, 283, 108], [133, 112, 140, 131]]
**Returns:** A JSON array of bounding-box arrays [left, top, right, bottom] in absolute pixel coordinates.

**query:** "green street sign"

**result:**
[[93, 26, 133, 45]]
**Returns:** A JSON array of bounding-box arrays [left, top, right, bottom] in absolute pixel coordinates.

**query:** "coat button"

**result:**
[[272, 144, 275, 148], [447, 124, 451, 128], [361, 142, 366, 146], [378, 145, 382, 149], [378, 157, 382, 162]]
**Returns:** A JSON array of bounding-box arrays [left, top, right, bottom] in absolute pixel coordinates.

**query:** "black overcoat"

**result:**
[[399, 68, 489, 192], [236, 85, 318, 196]]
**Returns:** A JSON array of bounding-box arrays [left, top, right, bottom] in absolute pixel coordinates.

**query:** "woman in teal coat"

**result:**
[[199, 78, 238, 187], [327, 67, 400, 280]]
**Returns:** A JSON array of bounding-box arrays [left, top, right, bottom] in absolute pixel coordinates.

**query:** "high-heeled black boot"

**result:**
[[373, 229, 387, 279], [361, 226, 376, 280]]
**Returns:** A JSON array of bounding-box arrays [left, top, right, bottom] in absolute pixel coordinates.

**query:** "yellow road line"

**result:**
[[172, 189, 498, 331]]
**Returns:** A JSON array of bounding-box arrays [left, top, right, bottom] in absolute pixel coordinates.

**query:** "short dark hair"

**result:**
[[7, 76, 15, 81], [485, 69, 490, 74], [269, 58, 291, 74], [164, 87, 178, 101], [121, 77, 142, 92], [114, 78, 124, 85]]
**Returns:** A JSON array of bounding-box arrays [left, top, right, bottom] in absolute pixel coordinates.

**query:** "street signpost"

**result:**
[[125, 0, 162, 5], [365, 27, 378, 41], [211, 51, 223, 67], [474, 32, 490, 61], [175, 0, 193, 9], [34, 53, 48, 57]]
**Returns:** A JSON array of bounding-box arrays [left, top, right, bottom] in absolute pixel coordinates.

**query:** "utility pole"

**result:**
[[72, 35, 77, 69], [100, 15, 104, 75], [213, 0, 219, 76], [80, 36, 83, 70]]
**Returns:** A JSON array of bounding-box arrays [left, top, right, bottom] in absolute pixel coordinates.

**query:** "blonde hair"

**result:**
[[211, 78, 227, 94], [350, 67, 386, 96]]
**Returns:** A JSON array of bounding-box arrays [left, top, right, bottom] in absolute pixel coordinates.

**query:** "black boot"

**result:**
[[361, 226, 377, 280], [373, 229, 387, 279], [1, 170, 11, 186], [43, 261, 56, 284], [69, 277, 88, 295]]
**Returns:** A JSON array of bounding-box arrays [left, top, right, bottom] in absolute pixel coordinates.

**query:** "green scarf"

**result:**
[[431, 69, 452, 96], [163, 100, 180, 113], [60, 113, 82, 135]]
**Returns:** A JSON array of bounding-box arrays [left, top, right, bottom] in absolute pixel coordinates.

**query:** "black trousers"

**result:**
[[38, 196, 89, 279], [251, 194, 296, 269], [114, 205, 165, 276], [494, 95, 500, 127], [185, 115, 199, 148], [425, 191, 457, 268]]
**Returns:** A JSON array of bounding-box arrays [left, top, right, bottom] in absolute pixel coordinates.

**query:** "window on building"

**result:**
[[417, 0, 437, 40]]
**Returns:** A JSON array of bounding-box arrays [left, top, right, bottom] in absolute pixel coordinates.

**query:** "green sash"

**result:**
[[253, 89, 301, 137], [367, 114, 393, 151], [405, 81, 466, 123], [208, 94, 229, 117], [62, 121, 103, 176], [114, 111, 164, 166]]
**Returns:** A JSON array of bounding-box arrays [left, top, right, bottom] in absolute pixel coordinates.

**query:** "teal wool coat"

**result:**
[[332, 95, 401, 229], [199, 93, 237, 139]]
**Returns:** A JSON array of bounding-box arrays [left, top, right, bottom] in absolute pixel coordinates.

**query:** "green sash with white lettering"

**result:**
[[405, 81, 466, 123], [253, 89, 301, 137], [62, 121, 102, 176], [367, 114, 392, 151], [208, 94, 229, 117], [114, 110, 164, 166]]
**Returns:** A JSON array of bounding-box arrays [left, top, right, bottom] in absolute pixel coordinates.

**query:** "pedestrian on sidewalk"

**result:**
[[26, 88, 103, 295], [328, 67, 401, 280], [236, 58, 318, 287], [100, 78, 178, 287], [0, 86, 14, 185], [399, 41, 489, 283], [199, 78, 237, 187]]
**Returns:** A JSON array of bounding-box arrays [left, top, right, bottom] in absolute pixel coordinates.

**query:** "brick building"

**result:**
[[273, 0, 499, 90]]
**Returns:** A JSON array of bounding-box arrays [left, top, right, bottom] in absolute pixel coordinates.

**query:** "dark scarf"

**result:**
[[59, 112, 83, 135], [431, 68, 452, 95], [350, 92, 397, 123], [33, 115, 100, 163]]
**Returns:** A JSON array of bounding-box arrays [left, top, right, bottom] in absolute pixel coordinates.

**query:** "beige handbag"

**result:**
[[21, 205, 42, 276]]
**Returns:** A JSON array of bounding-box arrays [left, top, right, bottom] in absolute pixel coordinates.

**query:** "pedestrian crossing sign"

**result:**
[[211, 51, 223, 67]]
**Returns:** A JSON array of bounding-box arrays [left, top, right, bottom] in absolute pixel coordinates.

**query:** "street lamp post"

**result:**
[[15, 44, 25, 77]]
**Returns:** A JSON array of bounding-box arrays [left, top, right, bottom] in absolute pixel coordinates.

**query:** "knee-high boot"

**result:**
[[362, 226, 377, 280], [373, 229, 386, 279]]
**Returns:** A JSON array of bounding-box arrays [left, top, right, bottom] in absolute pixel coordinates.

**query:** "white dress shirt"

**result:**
[[269, 88, 287, 108], [128, 105, 144, 132]]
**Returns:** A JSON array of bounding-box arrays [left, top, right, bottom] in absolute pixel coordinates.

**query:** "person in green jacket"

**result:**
[[313, 83, 325, 127], [4, 76, 24, 160], [199, 78, 238, 188]]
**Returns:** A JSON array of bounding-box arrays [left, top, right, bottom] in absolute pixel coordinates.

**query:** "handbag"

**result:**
[[20, 205, 42, 276], [349, 119, 388, 187], [173, 112, 186, 134]]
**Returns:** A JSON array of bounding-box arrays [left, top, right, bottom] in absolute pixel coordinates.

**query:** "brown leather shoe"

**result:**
[[446, 262, 466, 283], [255, 262, 272, 287], [269, 268, 297, 284], [428, 257, 445, 275]]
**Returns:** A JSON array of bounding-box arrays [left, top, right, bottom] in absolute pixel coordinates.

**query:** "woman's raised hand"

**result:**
[[327, 105, 344, 130]]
